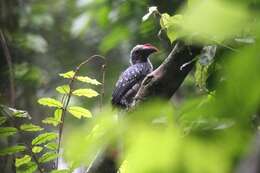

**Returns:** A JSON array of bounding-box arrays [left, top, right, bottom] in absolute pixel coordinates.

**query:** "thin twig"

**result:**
[[100, 64, 106, 110], [180, 56, 199, 71], [0, 29, 15, 107], [85, 149, 103, 173], [56, 55, 105, 169]]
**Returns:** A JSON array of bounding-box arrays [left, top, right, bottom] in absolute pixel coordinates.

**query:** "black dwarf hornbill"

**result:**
[[112, 43, 158, 108]]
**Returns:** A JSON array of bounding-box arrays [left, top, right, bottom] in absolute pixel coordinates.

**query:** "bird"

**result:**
[[112, 43, 158, 108]]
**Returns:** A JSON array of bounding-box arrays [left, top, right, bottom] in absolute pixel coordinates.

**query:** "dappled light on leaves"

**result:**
[[180, 0, 250, 43]]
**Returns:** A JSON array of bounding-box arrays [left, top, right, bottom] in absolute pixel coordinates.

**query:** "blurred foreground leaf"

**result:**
[[72, 89, 99, 98]]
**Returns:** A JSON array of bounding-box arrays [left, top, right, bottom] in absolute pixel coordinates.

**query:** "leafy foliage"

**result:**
[[56, 85, 70, 94], [32, 132, 58, 145], [38, 152, 59, 163], [160, 14, 183, 43], [59, 70, 101, 85], [72, 89, 99, 98], [181, 0, 249, 43], [32, 146, 43, 153], [45, 142, 58, 150], [20, 123, 43, 132], [0, 116, 7, 125], [38, 98, 63, 108], [15, 155, 32, 167], [16, 162, 38, 173], [76, 76, 101, 85], [34, 56, 100, 171], [59, 71, 75, 78], [0, 145, 26, 156], [42, 117, 61, 127], [145, 1, 250, 44], [0, 127, 17, 137], [68, 106, 92, 119]]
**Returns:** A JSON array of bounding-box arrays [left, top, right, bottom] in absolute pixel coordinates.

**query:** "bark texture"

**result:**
[[134, 41, 202, 105]]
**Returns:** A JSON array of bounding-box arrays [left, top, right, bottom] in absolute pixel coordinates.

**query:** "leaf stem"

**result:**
[[56, 55, 105, 169], [100, 64, 106, 110]]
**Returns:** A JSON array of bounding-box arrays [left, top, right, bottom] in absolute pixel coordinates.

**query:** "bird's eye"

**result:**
[[135, 50, 141, 54]]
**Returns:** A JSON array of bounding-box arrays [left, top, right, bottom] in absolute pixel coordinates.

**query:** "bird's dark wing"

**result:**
[[111, 63, 148, 107]]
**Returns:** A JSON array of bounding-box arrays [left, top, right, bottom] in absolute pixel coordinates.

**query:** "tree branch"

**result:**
[[133, 41, 202, 105], [56, 55, 105, 169], [0, 29, 15, 107]]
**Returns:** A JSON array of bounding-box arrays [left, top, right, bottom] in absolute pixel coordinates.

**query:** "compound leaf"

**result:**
[[32, 132, 58, 145]]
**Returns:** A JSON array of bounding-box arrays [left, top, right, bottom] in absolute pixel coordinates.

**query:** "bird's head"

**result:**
[[130, 43, 159, 65]]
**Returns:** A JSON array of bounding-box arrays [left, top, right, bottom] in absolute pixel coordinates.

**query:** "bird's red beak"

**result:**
[[142, 43, 159, 52]]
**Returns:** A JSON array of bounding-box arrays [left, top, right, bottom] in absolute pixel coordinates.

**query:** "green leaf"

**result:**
[[42, 117, 61, 127], [72, 89, 99, 98], [38, 98, 63, 108], [160, 13, 183, 43], [0, 127, 17, 137], [15, 155, 31, 167], [59, 71, 101, 85], [45, 142, 58, 150], [0, 145, 26, 156], [54, 109, 62, 122], [20, 123, 43, 132], [38, 152, 59, 163], [16, 161, 37, 173], [59, 70, 75, 78], [68, 106, 92, 119], [180, 0, 249, 43], [76, 76, 101, 85], [160, 13, 171, 29], [56, 85, 70, 94], [32, 146, 43, 153], [42, 109, 62, 127], [0, 116, 7, 125], [32, 132, 58, 145]]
